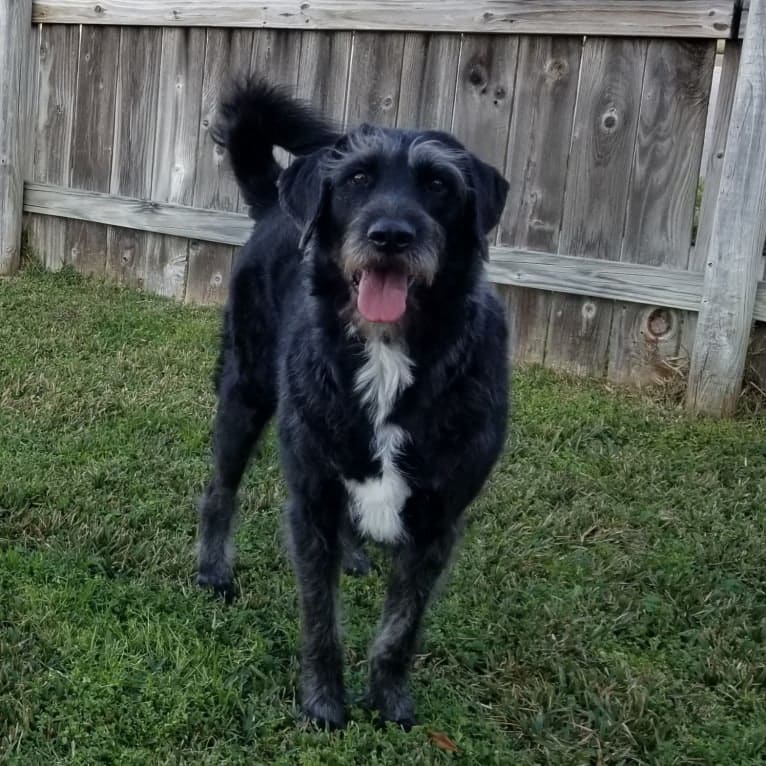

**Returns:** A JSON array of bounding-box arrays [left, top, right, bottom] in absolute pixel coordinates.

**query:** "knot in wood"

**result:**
[[381, 95, 394, 109], [646, 308, 673, 339], [210, 272, 223, 287], [581, 301, 597, 321], [545, 59, 568, 80], [468, 64, 487, 89], [601, 108, 619, 133], [94, 4, 103, 14]]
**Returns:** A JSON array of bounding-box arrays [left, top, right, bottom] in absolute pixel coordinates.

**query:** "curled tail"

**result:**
[[212, 78, 340, 216]]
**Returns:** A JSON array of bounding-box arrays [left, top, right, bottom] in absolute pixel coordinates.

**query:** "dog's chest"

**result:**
[[343, 339, 413, 543]]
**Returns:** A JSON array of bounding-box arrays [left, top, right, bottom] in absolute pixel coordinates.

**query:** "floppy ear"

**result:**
[[463, 156, 509, 261], [470, 156, 510, 235], [277, 152, 332, 251]]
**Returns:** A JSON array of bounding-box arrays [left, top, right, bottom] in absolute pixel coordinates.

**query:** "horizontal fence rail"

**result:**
[[23, 181, 766, 322], [30, 0, 741, 37]]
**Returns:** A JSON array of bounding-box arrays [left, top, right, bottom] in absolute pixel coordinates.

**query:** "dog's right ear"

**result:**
[[278, 152, 332, 251]]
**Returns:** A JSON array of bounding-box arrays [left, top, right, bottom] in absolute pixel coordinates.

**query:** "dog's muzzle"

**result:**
[[351, 218, 413, 323], [342, 215, 442, 325]]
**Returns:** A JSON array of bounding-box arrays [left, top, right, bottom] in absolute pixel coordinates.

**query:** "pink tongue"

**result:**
[[357, 269, 408, 323]]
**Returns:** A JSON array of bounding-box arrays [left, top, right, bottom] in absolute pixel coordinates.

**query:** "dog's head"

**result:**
[[278, 125, 508, 329]]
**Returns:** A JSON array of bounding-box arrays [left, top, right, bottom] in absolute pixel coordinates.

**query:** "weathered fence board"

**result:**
[[681, 39, 743, 366], [30, 1, 738, 38], [185, 29, 252, 304], [546, 37, 646, 377], [608, 40, 714, 385], [22, 21, 40, 182], [145, 27, 206, 298], [396, 33, 461, 131], [295, 30, 353, 125], [499, 36, 582, 366], [252, 28, 302, 168], [24, 183, 252, 243], [0, 0, 33, 275], [687, 0, 766, 415], [345, 32, 406, 127], [105, 26, 161, 288], [66, 24, 119, 276], [26, 24, 79, 271], [451, 34, 518, 167], [31, 181, 756, 316]]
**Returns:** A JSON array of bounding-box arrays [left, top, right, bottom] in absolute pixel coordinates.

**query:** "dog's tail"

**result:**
[[212, 78, 340, 215]]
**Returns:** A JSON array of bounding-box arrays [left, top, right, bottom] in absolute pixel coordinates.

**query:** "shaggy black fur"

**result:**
[[197, 80, 510, 730]]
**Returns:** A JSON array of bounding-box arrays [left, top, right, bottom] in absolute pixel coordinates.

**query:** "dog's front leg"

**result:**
[[368, 526, 458, 729], [285, 496, 346, 729]]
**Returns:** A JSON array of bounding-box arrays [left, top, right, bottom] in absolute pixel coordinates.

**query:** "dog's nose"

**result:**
[[367, 219, 415, 252]]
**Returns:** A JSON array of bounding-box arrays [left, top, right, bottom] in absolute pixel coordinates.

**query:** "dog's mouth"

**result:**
[[350, 268, 414, 324]]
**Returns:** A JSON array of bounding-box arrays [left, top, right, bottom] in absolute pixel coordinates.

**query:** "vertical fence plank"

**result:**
[[681, 40, 742, 363], [451, 35, 518, 361], [451, 34, 518, 165], [27, 24, 79, 271], [21, 22, 40, 182], [105, 27, 162, 288], [607, 40, 714, 385], [396, 32, 461, 132], [0, 0, 33, 275], [252, 28, 302, 167], [346, 32, 406, 127], [19, 19, 39, 258], [499, 36, 582, 366], [687, 0, 766, 415], [296, 30, 353, 126], [185, 29, 253, 305], [66, 24, 120, 277], [21, 20, 42, 260], [297, 29, 353, 128], [145, 27, 206, 299], [545, 37, 647, 377]]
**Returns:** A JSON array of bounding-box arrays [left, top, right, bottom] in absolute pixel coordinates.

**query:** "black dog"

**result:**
[[196, 81, 510, 730]]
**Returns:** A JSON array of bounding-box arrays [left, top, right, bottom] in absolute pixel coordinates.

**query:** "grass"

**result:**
[[2, 264, 766, 765]]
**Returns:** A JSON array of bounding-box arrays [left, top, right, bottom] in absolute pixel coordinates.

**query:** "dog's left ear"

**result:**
[[278, 152, 332, 250], [468, 156, 510, 260]]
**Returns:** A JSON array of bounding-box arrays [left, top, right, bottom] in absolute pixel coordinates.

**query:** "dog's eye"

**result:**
[[425, 177, 447, 193], [349, 171, 370, 186]]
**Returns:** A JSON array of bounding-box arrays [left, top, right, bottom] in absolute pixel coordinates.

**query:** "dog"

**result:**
[[196, 80, 510, 730]]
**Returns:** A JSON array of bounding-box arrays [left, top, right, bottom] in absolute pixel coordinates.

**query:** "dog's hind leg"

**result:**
[[285, 488, 347, 729], [367, 526, 458, 729], [340, 514, 371, 577], [197, 376, 275, 601]]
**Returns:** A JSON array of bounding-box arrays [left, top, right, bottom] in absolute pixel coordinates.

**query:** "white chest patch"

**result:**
[[343, 338, 414, 544]]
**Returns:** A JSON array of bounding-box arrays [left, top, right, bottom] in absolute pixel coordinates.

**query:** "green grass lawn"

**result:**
[[2, 265, 766, 765]]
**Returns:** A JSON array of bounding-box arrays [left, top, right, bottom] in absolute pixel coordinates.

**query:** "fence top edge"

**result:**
[[30, 0, 739, 39]]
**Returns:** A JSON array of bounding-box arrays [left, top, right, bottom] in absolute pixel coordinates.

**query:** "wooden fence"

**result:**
[[1, 0, 765, 415]]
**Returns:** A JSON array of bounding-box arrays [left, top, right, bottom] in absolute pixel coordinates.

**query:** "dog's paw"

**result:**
[[366, 686, 416, 731], [301, 693, 346, 731], [196, 571, 236, 603], [342, 545, 372, 577]]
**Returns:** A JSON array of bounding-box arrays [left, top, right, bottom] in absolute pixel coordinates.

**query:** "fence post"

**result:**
[[0, 0, 33, 276], [686, 0, 766, 416]]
